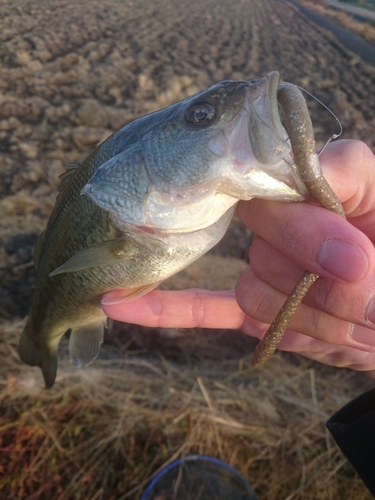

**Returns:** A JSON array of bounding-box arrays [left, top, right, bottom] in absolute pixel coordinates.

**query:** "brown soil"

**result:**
[[1, 0, 374, 499]]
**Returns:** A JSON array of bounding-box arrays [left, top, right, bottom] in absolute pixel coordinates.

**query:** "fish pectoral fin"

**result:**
[[69, 321, 105, 368], [102, 281, 162, 305], [49, 238, 136, 277]]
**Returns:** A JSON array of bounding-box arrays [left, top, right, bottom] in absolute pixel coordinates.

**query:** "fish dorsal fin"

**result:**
[[49, 237, 138, 277], [58, 162, 81, 192], [33, 230, 45, 269], [69, 322, 105, 368]]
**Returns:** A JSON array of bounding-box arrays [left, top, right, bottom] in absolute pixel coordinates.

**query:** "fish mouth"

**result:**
[[215, 71, 309, 202], [247, 71, 290, 165]]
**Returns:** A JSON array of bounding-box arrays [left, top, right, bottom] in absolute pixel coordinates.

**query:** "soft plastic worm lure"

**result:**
[[251, 82, 346, 368]]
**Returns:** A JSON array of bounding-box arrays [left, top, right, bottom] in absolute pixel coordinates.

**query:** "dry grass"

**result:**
[[301, 0, 375, 44], [1, 318, 373, 499]]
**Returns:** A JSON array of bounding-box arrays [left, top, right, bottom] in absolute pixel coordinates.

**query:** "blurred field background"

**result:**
[[1, 0, 375, 498]]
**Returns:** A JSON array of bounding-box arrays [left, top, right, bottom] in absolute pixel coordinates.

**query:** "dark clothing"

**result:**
[[327, 388, 375, 497]]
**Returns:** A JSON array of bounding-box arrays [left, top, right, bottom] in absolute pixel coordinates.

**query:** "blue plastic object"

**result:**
[[141, 455, 258, 500]]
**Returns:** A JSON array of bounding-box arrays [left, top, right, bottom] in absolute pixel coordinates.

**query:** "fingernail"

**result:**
[[317, 239, 368, 282], [352, 324, 375, 346], [101, 290, 132, 305], [366, 296, 375, 325]]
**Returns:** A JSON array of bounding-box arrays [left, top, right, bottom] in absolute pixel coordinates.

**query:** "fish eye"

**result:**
[[185, 102, 215, 125]]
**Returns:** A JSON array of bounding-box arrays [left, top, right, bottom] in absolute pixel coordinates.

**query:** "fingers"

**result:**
[[271, 330, 375, 374], [102, 289, 247, 329], [319, 139, 375, 226], [234, 140, 375, 373], [236, 142, 375, 284], [102, 279, 375, 374], [237, 199, 373, 283], [247, 234, 375, 328], [236, 264, 375, 352], [235, 140, 375, 354]]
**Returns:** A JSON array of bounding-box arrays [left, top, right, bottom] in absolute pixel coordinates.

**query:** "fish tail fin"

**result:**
[[19, 320, 57, 389]]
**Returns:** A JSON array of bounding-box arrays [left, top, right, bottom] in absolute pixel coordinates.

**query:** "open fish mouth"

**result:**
[[209, 71, 309, 203], [246, 70, 291, 166]]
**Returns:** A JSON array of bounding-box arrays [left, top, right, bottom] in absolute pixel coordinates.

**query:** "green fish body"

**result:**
[[20, 72, 308, 387]]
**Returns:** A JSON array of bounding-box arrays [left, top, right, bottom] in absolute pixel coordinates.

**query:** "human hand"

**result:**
[[102, 140, 375, 378]]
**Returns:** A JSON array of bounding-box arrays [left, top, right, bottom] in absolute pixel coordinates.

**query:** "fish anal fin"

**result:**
[[19, 325, 58, 389], [69, 322, 105, 368], [49, 238, 137, 277], [101, 281, 162, 305]]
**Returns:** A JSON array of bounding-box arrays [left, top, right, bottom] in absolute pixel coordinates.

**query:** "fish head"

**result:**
[[82, 72, 308, 233]]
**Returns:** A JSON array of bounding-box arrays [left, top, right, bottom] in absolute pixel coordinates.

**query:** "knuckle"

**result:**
[[342, 139, 374, 169], [191, 290, 205, 326], [236, 272, 267, 320], [155, 290, 164, 328], [311, 278, 337, 313], [353, 140, 374, 164], [276, 207, 310, 257]]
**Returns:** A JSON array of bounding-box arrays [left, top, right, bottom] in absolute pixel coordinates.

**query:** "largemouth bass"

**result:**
[[20, 71, 314, 388]]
